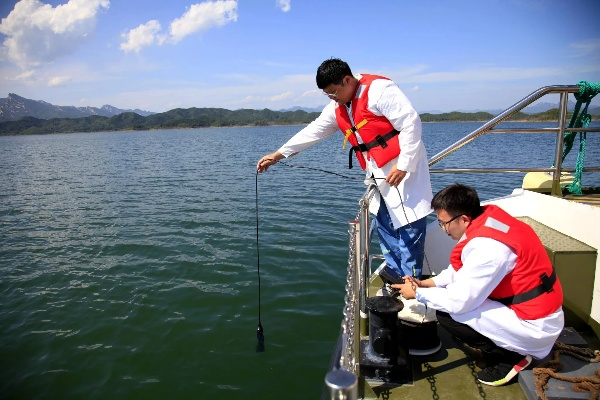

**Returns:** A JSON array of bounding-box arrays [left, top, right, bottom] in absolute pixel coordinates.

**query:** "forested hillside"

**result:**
[[0, 107, 590, 136]]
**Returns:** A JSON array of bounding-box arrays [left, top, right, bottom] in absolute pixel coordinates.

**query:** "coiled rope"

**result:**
[[533, 341, 600, 400], [559, 81, 600, 195]]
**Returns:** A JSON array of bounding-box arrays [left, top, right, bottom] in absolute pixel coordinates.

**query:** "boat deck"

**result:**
[[360, 323, 600, 400], [361, 325, 528, 400], [564, 193, 600, 207], [360, 276, 529, 399], [358, 272, 600, 400]]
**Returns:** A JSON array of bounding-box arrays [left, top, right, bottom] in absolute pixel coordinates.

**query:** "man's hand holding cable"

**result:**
[[386, 164, 407, 187], [391, 276, 420, 299], [257, 152, 284, 173]]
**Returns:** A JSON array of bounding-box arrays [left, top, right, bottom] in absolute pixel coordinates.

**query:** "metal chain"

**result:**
[[423, 362, 440, 400], [340, 206, 368, 374], [341, 220, 358, 373]]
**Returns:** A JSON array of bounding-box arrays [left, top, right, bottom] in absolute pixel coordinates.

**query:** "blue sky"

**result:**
[[0, 0, 599, 113]]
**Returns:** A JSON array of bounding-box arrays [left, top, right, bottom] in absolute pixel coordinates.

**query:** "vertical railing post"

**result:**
[[352, 218, 362, 378], [324, 369, 358, 400], [324, 184, 377, 399], [552, 91, 569, 196], [345, 220, 359, 376], [358, 196, 370, 338]]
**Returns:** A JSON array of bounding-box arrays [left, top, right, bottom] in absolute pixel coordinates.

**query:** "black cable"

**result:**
[[277, 160, 363, 181], [274, 160, 432, 276], [255, 170, 264, 352], [254, 159, 432, 350]]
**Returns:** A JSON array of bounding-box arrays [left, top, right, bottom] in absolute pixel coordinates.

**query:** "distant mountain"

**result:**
[[0, 93, 154, 122], [5, 106, 589, 136], [453, 108, 505, 116], [420, 109, 446, 115], [444, 101, 600, 116], [421, 111, 496, 122], [279, 106, 325, 113], [522, 100, 600, 116], [0, 107, 323, 135], [2, 93, 598, 135], [521, 101, 573, 114]]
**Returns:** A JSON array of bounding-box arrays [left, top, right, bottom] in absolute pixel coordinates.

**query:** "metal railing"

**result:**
[[323, 184, 376, 400], [428, 85, 600, 196]]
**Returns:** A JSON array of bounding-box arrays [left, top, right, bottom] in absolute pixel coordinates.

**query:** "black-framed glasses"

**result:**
[[438, 214, 463, 230]]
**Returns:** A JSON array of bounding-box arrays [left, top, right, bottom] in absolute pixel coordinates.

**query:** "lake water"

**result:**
[[1, 122, 598, 399]]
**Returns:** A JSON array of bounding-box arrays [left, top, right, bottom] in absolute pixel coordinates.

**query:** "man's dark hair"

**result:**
[[431, 183, 484, 219], [316, 58, 352, 89]]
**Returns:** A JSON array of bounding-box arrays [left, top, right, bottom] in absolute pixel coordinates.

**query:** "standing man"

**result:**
[[257, 58, 432, 278], [393, 183, 564, 386]]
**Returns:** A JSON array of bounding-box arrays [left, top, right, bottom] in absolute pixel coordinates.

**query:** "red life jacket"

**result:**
[[335, 74, 400, 170], [450, 205, 563, 320]]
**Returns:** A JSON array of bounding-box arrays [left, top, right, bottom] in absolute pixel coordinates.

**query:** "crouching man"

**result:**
[[393, 183, 564, 386]]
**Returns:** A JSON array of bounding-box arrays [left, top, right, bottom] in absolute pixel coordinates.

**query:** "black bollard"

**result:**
[[365, 296, 404, 359]]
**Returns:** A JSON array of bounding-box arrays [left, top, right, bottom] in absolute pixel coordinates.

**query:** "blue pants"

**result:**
[[375, 201, 427, 279]]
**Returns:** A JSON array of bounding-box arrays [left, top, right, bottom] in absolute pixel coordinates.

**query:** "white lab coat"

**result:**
[[277, 75, 433, 228]]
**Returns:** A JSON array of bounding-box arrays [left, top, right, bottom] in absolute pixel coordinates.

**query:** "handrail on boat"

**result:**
[[428, 85, 599, 196], [323, 184, 376, 400]]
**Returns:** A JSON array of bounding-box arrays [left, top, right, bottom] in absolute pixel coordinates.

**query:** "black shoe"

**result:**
[[476, 355, 532, 386], [457, 341, 487, 369]]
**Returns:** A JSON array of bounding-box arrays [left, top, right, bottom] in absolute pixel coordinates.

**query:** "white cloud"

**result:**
[[300, 88, 321, 98], [268, 91, 293, 101], [120, 0, 238, 52], [389, 66, 565, 84], [0, 0, 110, 68], [14, 70, 36, 80], [168, 0, 238, 43], [570, 38, 600, 57], [276, 0, 291, 12], [83, 72, 321, 112], [120, 20, 162, 53], [48, 76, 71, 86]]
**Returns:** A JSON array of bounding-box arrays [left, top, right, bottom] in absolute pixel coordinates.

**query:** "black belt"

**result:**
[[490, 268, 557, 306], [348, 129, 399, 169]]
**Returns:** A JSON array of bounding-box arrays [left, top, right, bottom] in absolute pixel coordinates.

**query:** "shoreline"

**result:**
[[1, 119, 589, 137]]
